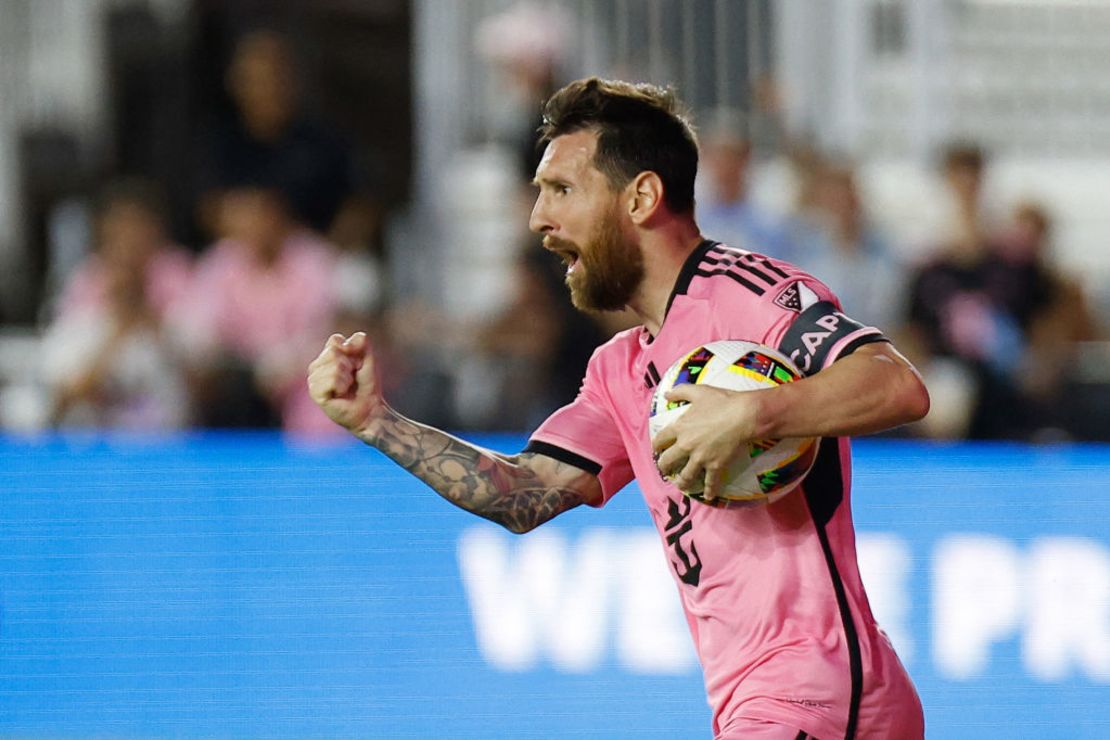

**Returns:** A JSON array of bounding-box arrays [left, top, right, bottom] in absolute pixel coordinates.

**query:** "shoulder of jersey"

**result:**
[[587, 324, 642, 364], [684, 243, 805, 304]]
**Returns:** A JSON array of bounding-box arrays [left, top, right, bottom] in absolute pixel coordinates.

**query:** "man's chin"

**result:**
[[572, 280, 599, 310], [567, 280, 627, 314], [566, 283, 592, 312]]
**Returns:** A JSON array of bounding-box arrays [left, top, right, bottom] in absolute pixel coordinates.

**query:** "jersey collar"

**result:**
[[642, 238, 717, 345]]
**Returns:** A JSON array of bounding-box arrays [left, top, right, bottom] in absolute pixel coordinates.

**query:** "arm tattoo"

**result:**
[[362, 410, 591, 533]]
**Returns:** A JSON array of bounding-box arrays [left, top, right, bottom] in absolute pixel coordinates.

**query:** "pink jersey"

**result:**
[[169, 231, 340, 435], [56, 245, 193, 322], [528, 241, 923, 740]]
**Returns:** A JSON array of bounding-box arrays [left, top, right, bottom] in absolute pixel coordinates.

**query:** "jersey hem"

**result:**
[[521, 439, 602, 477], [718, 703, 842, 740], [822, 329, 888, 370]]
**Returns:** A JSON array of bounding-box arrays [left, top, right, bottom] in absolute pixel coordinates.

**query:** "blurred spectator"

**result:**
[[41, 181, 191, 430], [789, 162, 906, 330], [329, 195, 388, 329], [171, 187, 339, 434], [475, 0, 572, 184], [998, 202, 1098, 429], [195, 30, 361, 238], [52, 180, 192, 324], [695, 108, 795, 260], [905, 193, 1095, 440], [469, 244, 608, 430], [932, 143, 1004, 259]]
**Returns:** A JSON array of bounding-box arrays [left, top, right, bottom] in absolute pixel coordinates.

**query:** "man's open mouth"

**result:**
[[560, 250, 580, 274], [545, 240, 580, 274]]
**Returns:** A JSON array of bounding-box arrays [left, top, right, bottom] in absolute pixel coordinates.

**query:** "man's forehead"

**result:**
[[535, 130, 598, 179]]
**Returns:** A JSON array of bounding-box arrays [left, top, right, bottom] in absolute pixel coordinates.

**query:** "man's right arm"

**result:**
[[307, 333, 601, 533]]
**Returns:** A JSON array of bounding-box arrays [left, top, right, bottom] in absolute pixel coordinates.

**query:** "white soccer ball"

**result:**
[[648, 340, 820, 507]]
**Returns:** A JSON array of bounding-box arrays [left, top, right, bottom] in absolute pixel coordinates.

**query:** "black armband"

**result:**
[[777, 301, 887, 376]]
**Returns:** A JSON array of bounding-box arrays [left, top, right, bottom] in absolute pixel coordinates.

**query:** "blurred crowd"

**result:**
[[23, 30, 387, 439], [5, 18, 1107, 443], [702, 133, 1102, 441]]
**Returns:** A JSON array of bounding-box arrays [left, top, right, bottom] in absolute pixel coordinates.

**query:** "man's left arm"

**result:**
[[652, 342, 929, 497]]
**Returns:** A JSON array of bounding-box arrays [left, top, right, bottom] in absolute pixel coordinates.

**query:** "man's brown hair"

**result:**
[[539, 77, 698, 214]]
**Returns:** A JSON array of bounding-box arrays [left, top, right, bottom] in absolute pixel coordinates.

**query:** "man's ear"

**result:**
[[626, 171, 665, 225]]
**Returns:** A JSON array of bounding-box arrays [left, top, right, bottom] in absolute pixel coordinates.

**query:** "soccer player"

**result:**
[[308, 78, 929, 740]]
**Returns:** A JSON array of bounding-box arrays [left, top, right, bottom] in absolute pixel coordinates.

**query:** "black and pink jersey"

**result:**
[[527, 241, 924, 739]]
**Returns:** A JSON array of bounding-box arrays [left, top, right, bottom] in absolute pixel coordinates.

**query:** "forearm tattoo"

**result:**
[[364, 411, 589, 533]]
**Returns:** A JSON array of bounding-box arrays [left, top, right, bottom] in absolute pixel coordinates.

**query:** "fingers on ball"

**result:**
[[703, 465, 722, 500], [674, 456, 702, 490]]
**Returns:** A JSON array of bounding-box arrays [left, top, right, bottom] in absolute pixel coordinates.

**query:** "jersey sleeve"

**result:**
[[524, 350, 634, 507], [762, 278, 889, 376]]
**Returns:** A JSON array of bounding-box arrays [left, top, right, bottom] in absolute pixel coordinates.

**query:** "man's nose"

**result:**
[[529, 196, 552, 234]]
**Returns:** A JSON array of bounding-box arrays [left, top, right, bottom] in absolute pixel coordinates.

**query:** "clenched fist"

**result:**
[[306, 332, 385, 434]]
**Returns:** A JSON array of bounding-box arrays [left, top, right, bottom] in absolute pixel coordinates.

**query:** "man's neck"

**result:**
[[626, 222, 704, 336]]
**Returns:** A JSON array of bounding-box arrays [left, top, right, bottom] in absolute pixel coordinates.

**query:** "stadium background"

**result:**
[[1, 0, 1109, 737]]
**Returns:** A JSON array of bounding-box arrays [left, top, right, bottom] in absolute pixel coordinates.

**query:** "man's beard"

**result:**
[[558, 213, 644, 313]]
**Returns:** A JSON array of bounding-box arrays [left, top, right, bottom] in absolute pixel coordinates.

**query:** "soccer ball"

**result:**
[[648, 340, 820, 507]]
